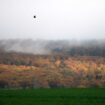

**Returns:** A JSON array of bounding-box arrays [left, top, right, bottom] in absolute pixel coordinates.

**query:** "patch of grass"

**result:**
[[0, 88, 105, 105]]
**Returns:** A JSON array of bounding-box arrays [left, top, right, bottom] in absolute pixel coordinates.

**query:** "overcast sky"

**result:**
[[0, 0, 105, 40]]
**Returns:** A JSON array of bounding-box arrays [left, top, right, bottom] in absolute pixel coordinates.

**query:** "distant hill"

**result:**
[[0, 39, 105, 88]]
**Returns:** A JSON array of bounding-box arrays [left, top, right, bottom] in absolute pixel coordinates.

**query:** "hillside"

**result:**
[[0, 53, 105, 88], [0, 39, 105, 88]]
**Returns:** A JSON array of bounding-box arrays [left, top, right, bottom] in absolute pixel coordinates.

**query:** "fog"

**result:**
[[0, 39, 105, 55], [0, 0, 105, 40]]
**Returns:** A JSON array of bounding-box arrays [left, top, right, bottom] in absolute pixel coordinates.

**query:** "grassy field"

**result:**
[[0, 88, 105, 105]]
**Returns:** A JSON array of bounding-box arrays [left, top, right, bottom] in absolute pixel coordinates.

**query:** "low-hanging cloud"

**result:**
[[0, 39, 105, 56]]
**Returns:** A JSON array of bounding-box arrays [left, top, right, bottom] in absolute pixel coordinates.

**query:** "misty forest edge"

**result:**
[[0, 39, 105, 88]]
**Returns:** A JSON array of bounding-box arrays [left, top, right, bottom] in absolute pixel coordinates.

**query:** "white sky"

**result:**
[[0, 0, 105, 40]]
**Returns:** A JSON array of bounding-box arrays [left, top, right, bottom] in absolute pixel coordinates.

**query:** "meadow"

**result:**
[[0, 88, 105, 105]]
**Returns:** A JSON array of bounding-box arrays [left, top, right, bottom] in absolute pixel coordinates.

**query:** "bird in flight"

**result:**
[[33, 15, 36, 18]]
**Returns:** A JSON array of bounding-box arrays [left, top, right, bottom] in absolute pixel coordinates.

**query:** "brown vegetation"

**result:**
[[0, 52, 105, 88]]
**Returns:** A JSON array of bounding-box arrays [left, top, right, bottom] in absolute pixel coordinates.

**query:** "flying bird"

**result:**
[[33, 15, 36, 18]]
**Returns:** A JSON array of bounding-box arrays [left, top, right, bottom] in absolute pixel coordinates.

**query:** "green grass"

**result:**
[[0, 88, 105, 105]]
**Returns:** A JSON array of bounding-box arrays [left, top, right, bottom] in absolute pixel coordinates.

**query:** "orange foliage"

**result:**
[[0, 56, 105, 88]]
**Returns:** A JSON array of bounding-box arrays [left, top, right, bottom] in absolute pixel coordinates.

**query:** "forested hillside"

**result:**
[[0, 39, 105, 88]]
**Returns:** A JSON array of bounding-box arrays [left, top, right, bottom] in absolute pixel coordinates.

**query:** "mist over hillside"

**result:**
[[0, 39, 105, 56], [0, 39, 105, 88]]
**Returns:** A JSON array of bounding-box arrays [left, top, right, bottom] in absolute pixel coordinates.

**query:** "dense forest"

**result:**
[[0, 39, 105, 88]]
